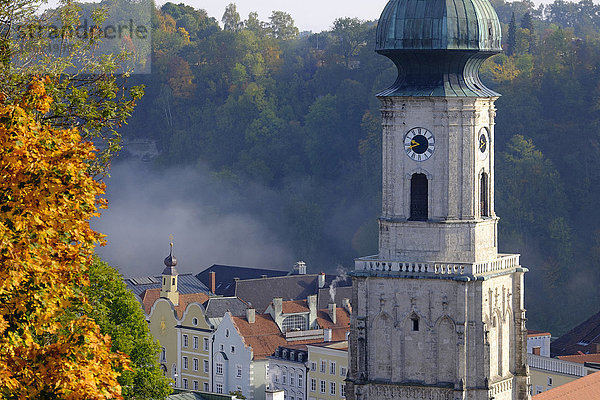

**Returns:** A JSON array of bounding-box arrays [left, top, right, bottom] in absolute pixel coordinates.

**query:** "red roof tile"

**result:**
[[142, 289, 209, 319], [558, 354, 600, 364], [528, 330, 551, 337], [533, 371, 600, 400], [282, 300, 309, 314], [230, 307, 351, 360]]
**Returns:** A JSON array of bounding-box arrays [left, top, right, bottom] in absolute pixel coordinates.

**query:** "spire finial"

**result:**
[[164, 235, 178, 269]]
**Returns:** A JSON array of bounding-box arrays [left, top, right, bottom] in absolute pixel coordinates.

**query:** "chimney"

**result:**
[[308, 294, 317, 327], [318, 272, 326, 289], [342, 298, 352, 314], [295, 261, 307, 275], [273, 297, 283, 329], [328, 303, 337, 324], [246, 307, 255, 324], [324, 328, 333, 342], [209, 271, 216, 294]]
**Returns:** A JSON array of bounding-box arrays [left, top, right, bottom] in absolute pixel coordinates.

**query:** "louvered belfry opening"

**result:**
[[481, 172, 489, 217], [410, 173, 428, 221]]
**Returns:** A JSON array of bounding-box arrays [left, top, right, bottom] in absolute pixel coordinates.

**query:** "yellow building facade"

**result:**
[[307, 341, 348, 400]]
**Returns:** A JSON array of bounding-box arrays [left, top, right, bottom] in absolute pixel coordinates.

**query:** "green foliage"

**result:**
[[79, 258, 173, 400], [119, 0, 600, 334]]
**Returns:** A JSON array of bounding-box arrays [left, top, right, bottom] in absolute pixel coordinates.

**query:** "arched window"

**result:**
[[282, 315, 306, 332], [410, 173, 428, 221], [480, 172, 489, 217]]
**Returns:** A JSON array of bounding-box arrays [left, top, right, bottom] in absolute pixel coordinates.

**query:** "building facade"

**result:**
[[307, 342, 348, 400], [269, 345, 309, 400], [347, 1, 530, 399]]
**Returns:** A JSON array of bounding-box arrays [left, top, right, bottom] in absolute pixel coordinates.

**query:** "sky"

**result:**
[[157, 0, 390, 32]]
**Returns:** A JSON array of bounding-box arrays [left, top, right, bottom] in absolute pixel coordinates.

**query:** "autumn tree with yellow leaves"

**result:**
[[0, 78, 129, 399]]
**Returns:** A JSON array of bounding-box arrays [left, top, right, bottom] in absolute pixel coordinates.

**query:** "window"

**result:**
[[320, 360, 326, 373], [183, 334, 188, 348], [330, 361, 336, 375], [192, 317, 198, 326], [298, 372, 303, 387], [298, 354, 303, 362], [160, 347, 166, 362], [203, 338, 209, 351], [275, 373, 279, 383], [412, 316, 419, 331], [231, 345, 235, 353], [320, 380, 326, 394], [220, 344, 224, 351], [340, 367, 347, 377], [216, 384, 223, 394], [409, 173, 428, 221], [548, 377, 553, 387], [310, 378, 316, 392], [193, 381, 198, 390], [290, 372, 295, 386], [183, 378, 188, 389], [282, 371, 287, 384], [203, 359, 209, 373], [172, 277, 175, 285], [183, 356, 188, 369], [225, 329, 230, 338], [480, 172, 489, 217], [536, 386, 543, 394], [203, 382, 209, 391], [193, 358, 199, 371], [236, 365, 242, 378], [216, 362, 223, 375], [311, 362, 317, 371], [282, 315, 307, 332], [193, 336, 198, 349], [341, 383, 346, 397], [330, 382, 336, 395]]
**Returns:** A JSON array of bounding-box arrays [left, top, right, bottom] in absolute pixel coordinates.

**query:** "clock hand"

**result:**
[[408, 140, 421, 149]]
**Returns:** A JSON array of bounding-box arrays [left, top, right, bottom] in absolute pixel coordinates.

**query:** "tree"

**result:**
[[507, 12, 517, 56], [330, 17, 370, 66], [70, 258, 173, 400], [245, 11, 267, 36], [222, 3, 242, 32], [268, 11, 299, 40], [0, 78, 128, 398], [1, 0, 145, 174]]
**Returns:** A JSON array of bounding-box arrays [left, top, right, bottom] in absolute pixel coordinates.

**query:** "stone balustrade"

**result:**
[[354, 254, 520, 277], [527, 354, 588, 377]]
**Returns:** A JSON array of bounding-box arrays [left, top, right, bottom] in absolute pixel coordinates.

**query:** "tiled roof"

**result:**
[[551, 311, 600, 356], [142, 288, 210, 319], [282, 300, 309, 314], [317, 308, 351, 341], [317, 286, 352, 310], [235, 275, 322, 312], [232, 314, 288, 360], [558, 353, 600, 365], [196, 265, 289, 296], [533, 371, 600, 400], [528, 330, 551, 337], [204, 297, 248, 318], [231, 307, 351, 360], [125, 274, 210, 297]]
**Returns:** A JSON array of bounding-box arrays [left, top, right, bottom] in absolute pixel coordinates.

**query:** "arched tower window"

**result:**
[[410, 173, 428, 221], [480, 172, 489, 217]]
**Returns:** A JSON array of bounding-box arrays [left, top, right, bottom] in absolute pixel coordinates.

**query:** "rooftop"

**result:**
[[551, 310, 600, 356], [532, 371, 600, 400], [125, 273, 210, 298], [141, 288, 210, 319]]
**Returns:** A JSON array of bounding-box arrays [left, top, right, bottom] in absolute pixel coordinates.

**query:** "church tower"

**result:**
[[347, 0, 530, 399]]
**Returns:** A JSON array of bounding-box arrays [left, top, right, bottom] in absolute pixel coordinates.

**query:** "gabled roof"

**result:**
[[558, 353, 600, 365], [125, 274, 210, 297], [317, 286, 352, 310], [235, 275, 322, 312], [230, 307, 351, 360], [196, 265, 289, 296], [282, 300, 309, 314], [551, 311, 600, 356], [142, 288, 210, 319], [204, 297, 248, 318], [533, 371, 600, 399]]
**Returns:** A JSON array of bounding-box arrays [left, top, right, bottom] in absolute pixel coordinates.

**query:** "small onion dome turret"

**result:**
[[375, 0, 502, 97], [162, 242, 178, 275]]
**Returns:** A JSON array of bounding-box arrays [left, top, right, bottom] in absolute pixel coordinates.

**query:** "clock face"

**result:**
[[478, 128, 489, 159], [404, 127, 435, 162]]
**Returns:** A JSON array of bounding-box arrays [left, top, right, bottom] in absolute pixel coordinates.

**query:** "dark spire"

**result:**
[[162, 241, 178, 275]]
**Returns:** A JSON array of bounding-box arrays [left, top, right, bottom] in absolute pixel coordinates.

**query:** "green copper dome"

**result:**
[[375, 0, 502, 97], [376, 0, 502, 52]]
